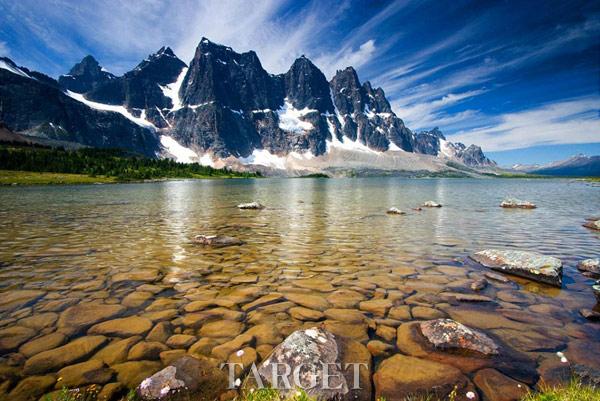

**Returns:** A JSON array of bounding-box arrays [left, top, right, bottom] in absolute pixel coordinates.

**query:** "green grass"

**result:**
[[0, 142, 260, 185], [42, 379, 600, 401], [0, 170, 117, 185], [521, 379, 600, 401]]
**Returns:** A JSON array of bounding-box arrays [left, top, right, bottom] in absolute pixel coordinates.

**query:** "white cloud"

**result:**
[[0, 41, 9, 57], [393, 89, 486, 130], [447, 96, 600, 151], [315, 40, 377, 78]]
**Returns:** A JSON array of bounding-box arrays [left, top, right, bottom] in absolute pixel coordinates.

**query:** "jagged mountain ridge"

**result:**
[[0, 38, 495, 171]]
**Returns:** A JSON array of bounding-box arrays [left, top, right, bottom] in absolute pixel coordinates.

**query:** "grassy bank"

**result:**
[[0, 143, 260, 185], [45, 379, 600, 401], [0, 170, 117, 186]]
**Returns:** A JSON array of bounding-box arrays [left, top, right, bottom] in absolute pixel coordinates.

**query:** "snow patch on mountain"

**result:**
[[438, 139, 456, 158], [159, 67, 188, 111], [0, 59, 32, 79], [160, 135, 198, 163], [66, 90, 157, 130], [277, 101, 316, 133]]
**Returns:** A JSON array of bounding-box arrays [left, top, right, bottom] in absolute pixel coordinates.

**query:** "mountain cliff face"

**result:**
[[0, 38, 496, 172], [0, 57, 159, 156]]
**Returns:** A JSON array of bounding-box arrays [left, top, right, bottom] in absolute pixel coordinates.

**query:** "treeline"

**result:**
[[0, 144, 261, 180]]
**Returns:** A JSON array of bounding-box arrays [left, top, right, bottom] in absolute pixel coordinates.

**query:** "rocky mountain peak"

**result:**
[[284, 56, 333, 112], [58, 55, 115, 93]]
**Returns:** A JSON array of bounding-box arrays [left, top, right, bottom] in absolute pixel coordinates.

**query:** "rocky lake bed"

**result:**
[[0, 178, 598, 401]]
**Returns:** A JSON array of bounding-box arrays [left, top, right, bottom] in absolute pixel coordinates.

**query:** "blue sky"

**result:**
[[0, 0, 598, 166]]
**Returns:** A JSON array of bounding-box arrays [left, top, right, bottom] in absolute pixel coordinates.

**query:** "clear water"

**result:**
[[0, 178, 599, 395]]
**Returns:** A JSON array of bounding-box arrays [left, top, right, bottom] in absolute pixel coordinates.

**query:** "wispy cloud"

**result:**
[[447, 96, 600, 151], [0, 41, 9, 57]]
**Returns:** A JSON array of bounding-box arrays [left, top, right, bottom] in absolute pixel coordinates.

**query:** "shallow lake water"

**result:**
[[0, 178, 599, 399]]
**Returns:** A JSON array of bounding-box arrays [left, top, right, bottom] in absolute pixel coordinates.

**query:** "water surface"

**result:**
[[0, 178, 599, 397]]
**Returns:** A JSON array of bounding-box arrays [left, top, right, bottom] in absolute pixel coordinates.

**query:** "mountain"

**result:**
[[58, 55, 116, 93], [513, 154, 600, 177], [0, 38, 496, 174], [0, 57, 159, 156]]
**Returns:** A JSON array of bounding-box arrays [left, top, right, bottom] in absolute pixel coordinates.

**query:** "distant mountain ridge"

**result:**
[[0, 38, 496, 174], [513, 154, 600, 177]]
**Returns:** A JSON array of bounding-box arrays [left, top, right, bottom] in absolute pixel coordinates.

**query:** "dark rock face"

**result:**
[[329, 67, 413, 151], [2, 38, 496, 168], [414, 128, 445, 155], [85, 47, 186, 111], [58, 55, 116, 94], [457, 144, 496, 167], [0, 64, 159, 156]]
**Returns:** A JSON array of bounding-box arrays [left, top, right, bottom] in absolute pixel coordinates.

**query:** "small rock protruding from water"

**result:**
[[594, 282, 600, 302], [245, 326, 372, 401], [579, 308, 600, 321], [237, 201, 264, 210], [422, 201, 442, 208], [192, 235, 244, 247], [471, 249, 563, 287], [137, 355, 228, 400], [577, 258, 600, 276], [500, 198, 536, 209], [583, 217, 600, 231], [386, 207, 406, 215]]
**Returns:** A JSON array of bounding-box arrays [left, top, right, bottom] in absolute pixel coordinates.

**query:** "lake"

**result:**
[[0, 178, 599, 399]]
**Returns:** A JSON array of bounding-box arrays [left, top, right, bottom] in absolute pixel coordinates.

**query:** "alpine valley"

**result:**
[[0, 38, 497, 176]]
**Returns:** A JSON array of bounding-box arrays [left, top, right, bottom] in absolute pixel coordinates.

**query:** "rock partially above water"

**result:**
[[419, 319, 499, 356], [583, 218, 600, 231], [422, 201, 442, 208], [500, 198, 536, 209], [471, 249, 562, 287], [192, 235, 244, 247], [248, 327, 372, 401], [594, 282, 600, 302], [137, 356, 228, 401], [237, 202, 264, 210], [386, 207, 405, 215], [578, 258, 600, 276]]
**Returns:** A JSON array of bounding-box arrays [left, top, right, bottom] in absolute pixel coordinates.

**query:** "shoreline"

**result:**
[[1, 169, 598, 187]]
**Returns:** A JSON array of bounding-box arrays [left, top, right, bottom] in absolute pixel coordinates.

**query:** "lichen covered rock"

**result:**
[[471, 249, 562, 287]]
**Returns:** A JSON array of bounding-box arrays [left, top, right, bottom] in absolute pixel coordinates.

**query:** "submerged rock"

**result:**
[[396, 319, 537, 383], [471, 249, 562, 287], [583, 218, 600, 231], [192, 235, 244, 247], [137, 356, 228, 401], [374, 354, 477, 401], [422, 201, 442, 208], [579, 308, 600, 321], [237, 202, 264, 210], [577, 258, 600, 276], [386, 207, 405, 215], [246, 327, 372, 401], [500, 199, 536, 209], [473, 368, 529, 401]]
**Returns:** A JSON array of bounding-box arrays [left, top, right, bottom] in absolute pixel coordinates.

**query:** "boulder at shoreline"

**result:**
[[471, 249, 562, 287]]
